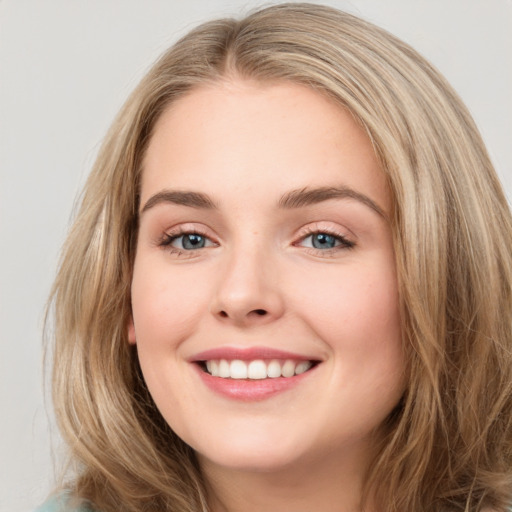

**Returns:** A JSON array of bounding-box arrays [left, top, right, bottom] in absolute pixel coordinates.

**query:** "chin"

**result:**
[[193, 431, 308, 473]]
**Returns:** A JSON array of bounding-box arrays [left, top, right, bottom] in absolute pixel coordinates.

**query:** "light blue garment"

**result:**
[[35, 494, 512, 512], [35, 494, 94, 512]]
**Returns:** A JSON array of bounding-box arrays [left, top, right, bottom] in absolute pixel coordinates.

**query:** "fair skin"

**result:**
[[129, 79, 404, 512]]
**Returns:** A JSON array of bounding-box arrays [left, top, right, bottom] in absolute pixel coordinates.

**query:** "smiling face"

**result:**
[[129, 80, 404, 476]]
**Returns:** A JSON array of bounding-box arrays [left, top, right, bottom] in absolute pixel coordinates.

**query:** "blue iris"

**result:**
[[311, 233, 338, 249], [181, 234, 206, 249]]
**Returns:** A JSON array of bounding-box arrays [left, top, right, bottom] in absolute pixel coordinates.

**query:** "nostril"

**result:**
[[216, 308, 269, 320]]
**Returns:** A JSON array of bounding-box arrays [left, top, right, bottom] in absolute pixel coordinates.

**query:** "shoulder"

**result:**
[[35, 494, 96, 512]]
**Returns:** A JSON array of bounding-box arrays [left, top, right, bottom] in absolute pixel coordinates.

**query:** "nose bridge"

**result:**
[[211, 232, 284, 325]]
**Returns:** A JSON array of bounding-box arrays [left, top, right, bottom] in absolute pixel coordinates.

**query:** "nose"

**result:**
[[210, 244, 285, 327]]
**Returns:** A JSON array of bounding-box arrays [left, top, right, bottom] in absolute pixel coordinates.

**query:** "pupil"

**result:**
[[183, 234, 205, 250], [313, 233, 336, 249]]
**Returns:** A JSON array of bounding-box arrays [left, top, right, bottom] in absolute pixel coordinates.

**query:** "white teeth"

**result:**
[[206, 360, 217, 375], [281, 360, 296, 378], [218, 359, 230, 378], [204, 358, 314, 379], [248, 360, 267, 379], [266, 359, 282, 378], [230, 360, 248, 379], [295, 361, 313, 375]]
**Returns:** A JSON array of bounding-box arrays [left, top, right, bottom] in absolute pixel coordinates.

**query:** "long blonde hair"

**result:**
[[48, 3, 512, 511]]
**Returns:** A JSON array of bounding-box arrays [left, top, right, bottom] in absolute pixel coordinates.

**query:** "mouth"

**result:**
[[197, 358, 319, 380], [190, 348, 321, 400]]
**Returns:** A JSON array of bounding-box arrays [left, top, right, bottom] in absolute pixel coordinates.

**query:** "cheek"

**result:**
[[130, 260, 212, 348], [291, 261, 401, 349]]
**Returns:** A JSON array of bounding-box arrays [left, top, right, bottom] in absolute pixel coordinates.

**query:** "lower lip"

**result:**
[[193, 364, 316, 401]]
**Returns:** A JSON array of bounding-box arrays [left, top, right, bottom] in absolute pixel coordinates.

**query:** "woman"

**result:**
[[42, 3, 512, 511]]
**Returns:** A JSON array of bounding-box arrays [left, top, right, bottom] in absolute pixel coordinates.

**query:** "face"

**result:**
[[129, 80, 404, 475]]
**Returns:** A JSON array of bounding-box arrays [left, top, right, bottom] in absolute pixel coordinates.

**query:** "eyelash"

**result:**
[[158, 226, 355, 258], [158, 227, 216, 258], [295, 226, 355, 255]]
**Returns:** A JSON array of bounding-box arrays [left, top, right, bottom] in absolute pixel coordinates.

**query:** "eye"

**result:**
[[173, 233, 210, 250], [297, 231, 354, 251], [304, 233, 339, 249], [160, 230, 217, 252]]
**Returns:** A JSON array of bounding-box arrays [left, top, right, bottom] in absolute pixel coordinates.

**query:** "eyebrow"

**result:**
[[278, 186, 386, 217], [140, 185, 385, 217], [141, 190, 217, 214]]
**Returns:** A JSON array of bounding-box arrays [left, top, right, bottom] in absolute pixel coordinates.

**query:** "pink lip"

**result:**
[[192, 363, 317, 401], [189, 346, 320, 401], [190, 346, 315, 362]]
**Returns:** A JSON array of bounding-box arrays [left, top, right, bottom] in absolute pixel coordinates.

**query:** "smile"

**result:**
[[202, 359, 314, 379], [190, 347, 321, 399]]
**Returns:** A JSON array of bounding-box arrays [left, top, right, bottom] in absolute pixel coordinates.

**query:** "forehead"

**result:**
[[141, 80, 390, 214]]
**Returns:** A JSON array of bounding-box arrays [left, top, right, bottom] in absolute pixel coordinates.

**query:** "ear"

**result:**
[[127, 316, 137, 345]]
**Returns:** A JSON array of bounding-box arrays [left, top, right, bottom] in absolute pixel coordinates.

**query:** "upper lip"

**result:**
[[190, 346, 320, 362]]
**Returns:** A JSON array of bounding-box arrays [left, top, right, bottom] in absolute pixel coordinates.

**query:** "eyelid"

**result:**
[[167, 233, 217, 249], [157, 224, 219, 257], [294, 223, 356, 253], [154, 221, 355, 258]]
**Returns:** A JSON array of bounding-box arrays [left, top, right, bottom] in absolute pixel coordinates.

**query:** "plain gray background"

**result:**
[[1, 1, 511, 510]]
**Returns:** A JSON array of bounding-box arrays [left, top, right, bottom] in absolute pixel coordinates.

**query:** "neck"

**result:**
[[199, 444, 375, 512]]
